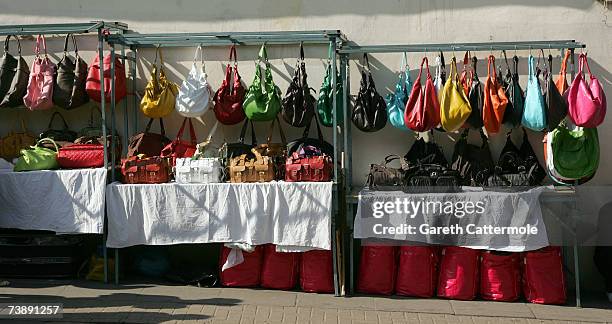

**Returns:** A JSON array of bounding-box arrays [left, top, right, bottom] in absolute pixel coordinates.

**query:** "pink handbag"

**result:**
[[23, 35, 56, 110], [404, 57, 441, 132], [567, 53, 606, 128]]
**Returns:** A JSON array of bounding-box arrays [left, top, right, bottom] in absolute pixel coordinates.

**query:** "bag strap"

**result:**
[[559, 49, 570, 77], [416, 56, 429, 81], [193, 45, 205, 73], [487, 55, 497, 81], [267, 117, 287, 145], [144, 118, 166, 136], [580, 53, 593, 76], [63, 34, 79, 55], [36, 138, 59, 153], [4, 35, 21, 55], [547, 54, 554, 80], [238, 119, 257, 146], [48, 112, 69, 130], [449, 56, 458, 80], [363, 53, 371, 73], [35, 34, 48, 58], [478, 128, 489, 148], [176, 118, 197, 145], [502, 50, 510, 71]]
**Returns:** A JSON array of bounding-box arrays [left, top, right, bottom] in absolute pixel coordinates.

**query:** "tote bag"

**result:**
[[23, 35, 56, 110], [352, 54, 387, 132], [464, 56, 484, 129], [440, 56, 472, 132], [141, 47, 179, 119], [567, 53, 606, 128], [503, 55, 525, 127], [176, 45, 214, 118], [213, 45, 246, 125], [522, 55, 547, 131], [243, 44, 281, 121], [544, 54, 568, 131], [281, 43, 316, 127], [482, 55, 508, 134], [404, 57, 441, 132], [0, 35, 29, 107], [386, 53, 412, 131], [53, 34, 89, 109]]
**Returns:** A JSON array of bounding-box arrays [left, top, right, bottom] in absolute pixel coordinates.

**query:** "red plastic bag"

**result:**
[[219, 245, 263, 287], [437, 246, 480, 300], [300, 250, 334, 293], [480, 251, 521, 302], [260, 244, 300, 290], [357, 245, 396, 295], [396, 246, 439, 297], [523, 246, 566, 304]]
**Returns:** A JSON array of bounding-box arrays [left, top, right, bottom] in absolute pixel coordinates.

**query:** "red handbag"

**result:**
[[85, 53, 127, 104], [437, 246, 480, 300], [219, 245, 263, 288], [396, 246, 439, 297], [213, 45, 246, 125], [260, 244, 300, 290], [480, 251, 521, 302], [121, 156, 170, 184], [57, 143, 104, 169], [357, 245, 397, 295], [160, 118, 197, 166], [404, 57, 441, 132], [300, 250, 334, 293], [285, 146, 332, 182], [522, 246, 566, 305]]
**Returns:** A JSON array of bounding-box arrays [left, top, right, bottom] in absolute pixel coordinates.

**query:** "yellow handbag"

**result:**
[[440, 56, 472, 132], [0, 119, 36, 160], [140, 47, 179, 118]]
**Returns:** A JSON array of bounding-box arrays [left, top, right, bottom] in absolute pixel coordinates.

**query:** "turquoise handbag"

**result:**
[[521, 55, 547, 131], [386, 53, 412, 131]]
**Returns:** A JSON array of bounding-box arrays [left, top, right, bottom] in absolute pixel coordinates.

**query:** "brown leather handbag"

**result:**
[[366, 155, 410, 188], [229, 148, 274, 183], [127, 118, 171, 158], [121, 156, 170, 184], [256, 117, 287, 180], [0, 119, 36, 160]]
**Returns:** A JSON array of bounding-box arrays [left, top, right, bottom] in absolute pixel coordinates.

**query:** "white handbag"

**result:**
[[174, 121, 223, 183], [175, 45, 214, 118]]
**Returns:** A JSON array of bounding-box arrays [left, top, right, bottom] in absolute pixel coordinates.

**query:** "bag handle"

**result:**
[[416, 56, 430, 81], [176, 118, 198, 145], [47, 112, 70, 131], [579, 53, 593, 77], [512, 55, 520, 79], [478, 128, 489, 148], [487, 55, 497, 81], [34, 34, 48, 58], [145, 118, 166, 137], [363, 53, 371, 72], [193, 45, 205, 73], [36, 138, 59, 153], [559, 49, 570, 78], [302, 114, 325, 143], [449, 56, 458, 81], [238, 119, 257, 146], [383, 154, 409, 170], [4, 35, 21, 55], [267, 116, 287, 145], [63, 34, 79, 55], [501, 50, 511, 71]]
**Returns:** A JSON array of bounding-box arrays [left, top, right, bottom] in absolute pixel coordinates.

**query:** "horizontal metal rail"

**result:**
[[0, 21, 128, 36]]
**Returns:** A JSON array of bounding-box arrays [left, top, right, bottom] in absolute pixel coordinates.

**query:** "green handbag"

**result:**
[[243, 44, 281, 121], [551, 123, 599, 179], [317, 44, 343, 127], [13, 138, 60, 171]]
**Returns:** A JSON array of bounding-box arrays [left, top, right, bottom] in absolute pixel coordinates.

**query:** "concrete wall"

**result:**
[[0, 0, 610, 291]]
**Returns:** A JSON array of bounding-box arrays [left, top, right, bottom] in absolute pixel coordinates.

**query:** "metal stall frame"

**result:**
[[0, 21, 128, 284], [104, 30, 348, 295], [337, 40, 587, 305]]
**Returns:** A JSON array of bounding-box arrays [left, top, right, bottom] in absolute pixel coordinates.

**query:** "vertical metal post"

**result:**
[[569, 47, 581, 307], [133, 48, 139, 136], [329, 38, 340, 296], [122, 44, 128, 157], [110, 46, 117, 182], [98, 29, 109, 284], [340, 54, 354, 295]]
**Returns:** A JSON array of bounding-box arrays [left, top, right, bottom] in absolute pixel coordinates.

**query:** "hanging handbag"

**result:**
[[555, 50, 571, 95], [127, 118, 171, 158], [53, 34, 88, 109], [503, 55, 525, 127], [366, 155, 410, 188], [551, 122, 599, 180], [352, 54, 387, 132], [464, 56, 484, 129], [121, 156, 170, 184], [160, 117, 198, 166], [175, 122, 223, 184], [213, 45, 246, 125], [404, 57, 441, 132], [39, 112, 78, 143], [229, 147, 274, 183], [433, 52, 446, 97], [544, 130, 594, 185], [386, 53, 412, 131], [522, 54, 547, 131], [544, 54, 568, 131], [451, 129, 494, 186], [404, 135, 448, 167], [482, 55, 508, 134], [57, 143, 104, 169], [85, 51, 127, 104], [487, 131, 533, 187], [23, 35, 56, 110], [243, 44, 281, 121], [440, 56, 472, 132], [141, 47, 179, 118], [176, 45, 214, 118], [317, 44, 342, 127], [282, 43, 316, 127], [257, 117, 287, 180], [567, 53, 606, 128], [287, 116, 333, 158], [285, 145, 333, 182], [0, 119, 36, 160], [13, 138, 59, 172], [0, 35, 29, 107]]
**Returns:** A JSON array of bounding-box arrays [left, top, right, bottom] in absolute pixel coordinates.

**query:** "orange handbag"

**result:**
[[483, 55, 508, 134], [555, 50, 571, 95]]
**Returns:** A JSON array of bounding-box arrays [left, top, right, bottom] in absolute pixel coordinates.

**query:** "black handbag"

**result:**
[[544, 54, 568, 131], [366, 155, 410, 187], [53, 34, 89, 109], [503, 55, 525, 127], [287, 116, 333, 158], [465, 56, 484, 129], [487, 131, 531, 187], [519, 128, 546, 185], [0, 35, 29, 108], [451, 129, 494, 186], [404, 135, 448, 167], [352, 54, 387, 132], [221, 118, 257, 162], [39, 112, 78, 143], [281, 43, 315, 128], [406, 163, 461, 188]]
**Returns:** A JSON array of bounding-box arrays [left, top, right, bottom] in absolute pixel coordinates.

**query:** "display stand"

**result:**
[[337, 40, 587, 305], [104, 31, 347, 295]]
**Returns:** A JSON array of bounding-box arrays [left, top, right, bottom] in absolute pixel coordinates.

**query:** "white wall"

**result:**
[[1, 0, 610, 291]]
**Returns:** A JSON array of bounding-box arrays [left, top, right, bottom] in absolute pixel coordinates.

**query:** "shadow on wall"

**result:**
[[0, 0, 594, 22]]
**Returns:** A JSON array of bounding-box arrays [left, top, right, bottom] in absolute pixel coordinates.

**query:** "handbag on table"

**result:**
[[0, 119, 35, 160], [140, 47, 179, 119], [127, 118, 171, 158], [366, 155, 410, 188], [57, 143, 104, 169], [176, 45, 214, 118], [160, 117, 198, 166], [287, 116, 333, 158], [317, 44, 343, 127], [451, 129, 495, 186], [281, 43, 316, 127], [404, 57, 441, 132], [0, 35, 29, 107], [213, 45, 246, 125], [405, 163, 461, 188], [53, 34, 89, 109], [39, 111, 78, 145], [404, 135, 448, 167], [175, 122, 223, 184], [23, 35, 56, 111], [439, 56, 472, 132], [257, 117, 287, 180], [487, 131, 535, 187], [229, 147, 274, 183], [567, 53, 606, 128], [121, 156, 170, 184], [243, 44, 281, 121], [351, 53, 387, 132], [482, 55, 508, 134], [285, 145, 333, 182], [13, 138, 59, 172], [221, 118, 257, 163], [386, 53, 412, 131], [85, 51, 127, 104]]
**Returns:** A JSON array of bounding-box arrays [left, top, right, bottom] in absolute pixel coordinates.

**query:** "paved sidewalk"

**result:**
[[0, 279, 611, 323]]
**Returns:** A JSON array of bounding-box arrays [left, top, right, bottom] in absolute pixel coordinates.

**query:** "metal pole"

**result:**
[[110, 46, 117, 183], [122, 44, 128, 157], [329, 37, 340, 297], [98, 29, 109, 284], [133, 48, 138, 136]]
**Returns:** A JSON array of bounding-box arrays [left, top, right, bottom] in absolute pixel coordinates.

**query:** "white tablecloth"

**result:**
[[105, 181, 333, 249], [0, 168, 107, 234]]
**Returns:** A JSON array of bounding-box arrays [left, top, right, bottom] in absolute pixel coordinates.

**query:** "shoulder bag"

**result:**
[[176, 45, 214, 118], [503, 55, 525, 127], [386, 53, 412, 131], [39, 112, 77, 143], [352, 54, 387, 132], [127, 118, 171, 157], [213, 45, 246, 125], [229, 147, 274, 183], [121, 156, 170, 184], [23, 35, 56, 110], [257, 117, 287, 180], [160, 117, 198, 166], [551, 122, 599, 179], [85, 51, 127, 104], [544, 54, 568, 131], [317, 44, 342, 127], [440, 56, 472, 132], [13, 138, 59, 171], [0, 119, 35, 160], [404, 57, 441, 132], [567, 53, 606, 128], [53, 34, 88, 109], [243, 44, 281, 121], [483, 55, 508, 134], [555, 50, 571, 95], [451, 129, 494, 186], [366, 155, 410, 188], [404, 134, 448, 167], [522, 54, 547, 131], [285, 145, 332, 182], [487, 131, 531, 187], [141, 47, 179, 118], [0, 35, 29, 107], [464, 56, 484, 129], [282, 43, 316, 127]]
